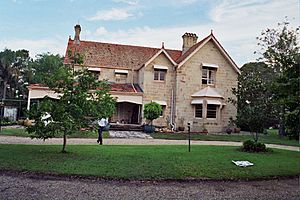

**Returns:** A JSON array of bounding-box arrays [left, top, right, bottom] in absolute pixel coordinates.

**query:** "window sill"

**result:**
[[207, 118, 217, 120], [154, 80, 166, 83], [202, 83, 215, 86]]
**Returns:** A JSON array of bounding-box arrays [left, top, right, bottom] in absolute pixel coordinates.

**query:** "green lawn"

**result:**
[[0, 144, 299, 180], [0, 128, 109, 138], [152, 129, 299, 147]]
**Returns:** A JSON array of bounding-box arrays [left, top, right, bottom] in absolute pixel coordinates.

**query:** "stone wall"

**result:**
[[142, 53, 176, 127], [175, 41, 238, 133]]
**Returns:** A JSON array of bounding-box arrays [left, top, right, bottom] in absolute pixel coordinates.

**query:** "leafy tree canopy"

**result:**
[[256, 18, 299, 139], [28, 52, 116, 152], [0, 48, 30, 99], [28, 53, 65, 85], [231, 62, 274, 141], [143, 102, 162, 125]]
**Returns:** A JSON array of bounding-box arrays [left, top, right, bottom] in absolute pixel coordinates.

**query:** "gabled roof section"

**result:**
[[176, 34, 211, 63], [191, 86, 224, 98], [64, 39, 181, 70], [142, 48, 178, 68], [177, 34, 240, 74]]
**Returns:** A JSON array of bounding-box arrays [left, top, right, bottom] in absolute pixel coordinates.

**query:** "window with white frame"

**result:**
[[195, 104, 203, 118], [115, 70, 128, 83], [115, 73, 127, 83], [206, 104, 218, 119], [202, 67, 216, 85], [154, 69, 166, 81], [88, 68, 101, 80]]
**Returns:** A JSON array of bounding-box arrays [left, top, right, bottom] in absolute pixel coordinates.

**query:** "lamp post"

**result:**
[[0, 100, 4, 132], [188, 122, 191, 152]]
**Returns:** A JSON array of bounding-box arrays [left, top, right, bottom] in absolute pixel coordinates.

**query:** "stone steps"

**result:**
[[109, 131, 152, 139], [109, 123, 143, 131]]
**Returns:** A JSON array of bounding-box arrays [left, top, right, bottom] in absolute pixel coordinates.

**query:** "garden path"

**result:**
[[0, 135, 298, 151]]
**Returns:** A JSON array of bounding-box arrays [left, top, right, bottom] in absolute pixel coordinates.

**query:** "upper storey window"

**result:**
[[153, 65, 168, 81], [88, 68, 101, 80], [115, 69, 128, 83], [154, 69, 166, 81], [201, 63, 218, 85]]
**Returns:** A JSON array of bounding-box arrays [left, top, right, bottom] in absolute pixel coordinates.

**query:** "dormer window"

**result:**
[[153, 65, 168, 81], [201, 63, 218, 85]]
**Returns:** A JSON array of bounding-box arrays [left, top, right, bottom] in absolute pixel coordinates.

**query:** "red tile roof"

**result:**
[[64, 39, 182, 70], [110, 83, 142, 93], [29, 83, 143, 94]]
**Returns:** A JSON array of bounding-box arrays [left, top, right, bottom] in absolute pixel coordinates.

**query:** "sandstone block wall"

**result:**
[[142, 53, 176, 127], [175, 41, 238, 133]]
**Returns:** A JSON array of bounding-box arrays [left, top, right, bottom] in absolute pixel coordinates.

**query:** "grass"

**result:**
[[0, 144, 299, 180], [152, 129, 299, 147], [0, 128, 109, 138]]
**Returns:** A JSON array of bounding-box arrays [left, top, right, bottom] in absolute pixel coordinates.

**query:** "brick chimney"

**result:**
[[74, 24, 81, 44], [182, 32, 198, 54]]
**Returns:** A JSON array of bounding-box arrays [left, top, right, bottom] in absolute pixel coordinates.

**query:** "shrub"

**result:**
[[143, 102, 162, 125], [242, 140, 267, 152]]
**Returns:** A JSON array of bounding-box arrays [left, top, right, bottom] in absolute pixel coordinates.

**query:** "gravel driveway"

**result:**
[[0, 135, 298, 151], [0, 171, 299, 200]]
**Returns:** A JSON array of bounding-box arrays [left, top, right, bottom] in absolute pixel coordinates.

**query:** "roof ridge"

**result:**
[[69, 39, 181, 52]]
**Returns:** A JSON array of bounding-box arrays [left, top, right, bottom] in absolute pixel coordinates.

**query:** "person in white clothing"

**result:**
[[97, 118, 108, 145]]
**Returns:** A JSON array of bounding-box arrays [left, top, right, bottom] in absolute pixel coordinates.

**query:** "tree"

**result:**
[[143, 102, 162, 133], [231, 62, 274, 142], [27, 53, 116, 153], [0, 49, 30, 99], [256, 18, 299, 138], [27, 53, 64, 85], [271, 54, 299, 139], [143, 102, 162, 125]]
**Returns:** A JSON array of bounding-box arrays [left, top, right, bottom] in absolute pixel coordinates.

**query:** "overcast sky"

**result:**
[[0, 0, 299, 66]]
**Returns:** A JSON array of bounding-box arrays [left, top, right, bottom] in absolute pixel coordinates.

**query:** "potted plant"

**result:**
[[178, 117, 185, 132], [226, 127, 233, 134], [143, 102, 162, 133], [201, 123, 208, 134], [226, 117, 235, 134], [234, 127, 241, 133]]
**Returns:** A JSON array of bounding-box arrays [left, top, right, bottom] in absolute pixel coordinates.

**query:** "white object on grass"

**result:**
[[232, 160, 254, 167]]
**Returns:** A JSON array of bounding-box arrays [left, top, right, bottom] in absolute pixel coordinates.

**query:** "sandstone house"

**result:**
[[28, 25, 240, 133]]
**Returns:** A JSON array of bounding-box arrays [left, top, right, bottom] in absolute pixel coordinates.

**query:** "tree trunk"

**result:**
[[62, 132, 67, 153], [2, 80, 7, 100], [278, 119, 286, 137], [254, 132, 259, 142], [278, 106, 286, 137], [0, 80, 7, 132]]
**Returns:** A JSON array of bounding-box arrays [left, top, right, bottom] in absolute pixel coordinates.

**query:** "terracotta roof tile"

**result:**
[[64, 39, 182, 70], [29, 83, 142, 94], [110, 83, 142, 93]]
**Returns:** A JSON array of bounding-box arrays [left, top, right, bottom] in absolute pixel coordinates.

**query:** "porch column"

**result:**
[[138, 104, 141, 124], [27, 90, 31, 111]]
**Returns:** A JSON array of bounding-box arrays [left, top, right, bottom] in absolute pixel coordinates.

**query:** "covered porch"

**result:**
[[27, 83, 144, 126], [110, 94, 143, 124]]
